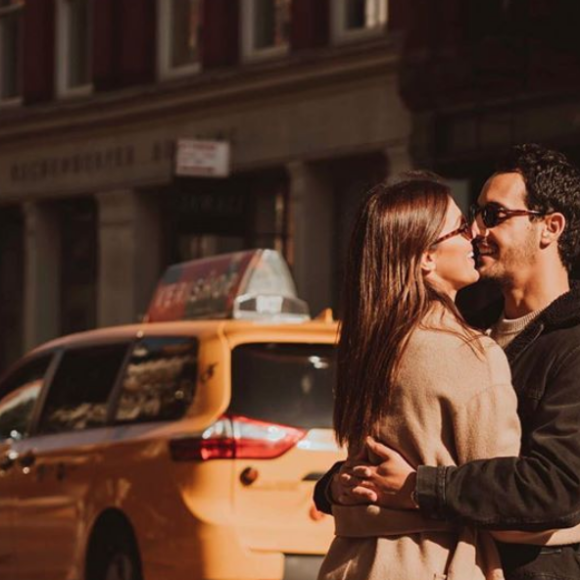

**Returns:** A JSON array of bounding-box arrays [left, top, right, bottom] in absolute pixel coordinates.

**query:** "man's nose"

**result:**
[[471, 216, 487, 238]]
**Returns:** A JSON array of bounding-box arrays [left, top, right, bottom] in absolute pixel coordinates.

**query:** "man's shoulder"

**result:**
[[541, 284, 580, 332]]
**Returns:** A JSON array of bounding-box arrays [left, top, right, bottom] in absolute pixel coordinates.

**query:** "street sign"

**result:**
[[175, 139, 231, 178]]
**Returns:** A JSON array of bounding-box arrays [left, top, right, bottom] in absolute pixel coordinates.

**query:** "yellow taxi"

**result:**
[[0, 249, 344, 580]]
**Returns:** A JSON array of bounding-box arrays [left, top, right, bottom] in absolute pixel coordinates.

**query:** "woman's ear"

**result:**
[[540, 212, 566, 247], [421, 250, 437, 275]]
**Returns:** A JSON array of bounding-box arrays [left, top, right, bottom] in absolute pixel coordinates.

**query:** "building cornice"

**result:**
[[0, 38, 400, 147]]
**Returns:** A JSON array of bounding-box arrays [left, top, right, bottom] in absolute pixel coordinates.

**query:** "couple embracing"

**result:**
[[316, 144, 580, 580]]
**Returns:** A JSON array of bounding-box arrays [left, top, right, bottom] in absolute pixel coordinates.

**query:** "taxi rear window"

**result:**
[[229, 343, 335, 429]]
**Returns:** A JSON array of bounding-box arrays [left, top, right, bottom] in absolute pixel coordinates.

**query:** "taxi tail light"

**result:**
[[169, 415, 306, 461]]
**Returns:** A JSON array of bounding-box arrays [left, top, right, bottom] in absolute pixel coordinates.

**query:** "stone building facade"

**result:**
[[0, 0, 412, 370]]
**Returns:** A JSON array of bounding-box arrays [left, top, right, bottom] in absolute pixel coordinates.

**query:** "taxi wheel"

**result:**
[[86, 518, 143, 580]]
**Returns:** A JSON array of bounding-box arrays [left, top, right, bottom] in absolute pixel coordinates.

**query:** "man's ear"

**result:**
[[421, 250, 437, 275], [540, 212, 566, 247]]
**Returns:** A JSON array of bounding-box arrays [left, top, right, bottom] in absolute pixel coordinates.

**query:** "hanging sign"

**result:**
[[175, 139, 231, 178]]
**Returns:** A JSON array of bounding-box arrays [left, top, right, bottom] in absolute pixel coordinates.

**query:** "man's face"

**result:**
[[473, 172, 543, 287]]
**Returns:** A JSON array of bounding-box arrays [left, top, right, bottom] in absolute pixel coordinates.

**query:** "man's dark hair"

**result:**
[[496, 143, 580, 271]]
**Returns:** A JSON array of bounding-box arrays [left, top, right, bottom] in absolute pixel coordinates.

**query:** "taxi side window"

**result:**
[[114, 337, 198, 424], [0, 355, 53, 441], [37, 344, 129, 434]]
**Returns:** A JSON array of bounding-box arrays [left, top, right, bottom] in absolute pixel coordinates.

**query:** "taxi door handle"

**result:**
[[0, 450, 18, 471], [19, 451, 36, 468]]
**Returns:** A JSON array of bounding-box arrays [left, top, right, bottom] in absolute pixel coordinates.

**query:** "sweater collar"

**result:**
[[504, 282, 580, 362]]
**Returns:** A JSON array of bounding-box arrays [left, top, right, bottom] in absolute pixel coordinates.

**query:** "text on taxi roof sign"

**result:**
[[146, 249, 308, 322]]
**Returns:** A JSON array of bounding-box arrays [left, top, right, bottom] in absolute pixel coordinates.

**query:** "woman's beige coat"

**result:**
[[319, 312, 521, 580]]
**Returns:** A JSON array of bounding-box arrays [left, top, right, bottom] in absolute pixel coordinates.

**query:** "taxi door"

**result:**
[[9, 343, 130, 580], [0, 439, 15, 576], [0, 353, 55, 579]]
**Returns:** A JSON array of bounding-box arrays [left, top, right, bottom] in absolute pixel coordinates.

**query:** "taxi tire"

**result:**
[[86, 517, 143, 580]]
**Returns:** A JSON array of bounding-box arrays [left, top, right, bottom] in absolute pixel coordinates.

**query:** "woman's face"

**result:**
[[425, 198, 479, 298]]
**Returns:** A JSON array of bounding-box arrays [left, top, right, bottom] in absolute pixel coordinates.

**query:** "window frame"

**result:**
[[0, 0, 24, 107], [330, 0, 389, 45], [110, 335, 200, 426], [156, 0, 202, 82], [54, 0, 93, 99], [240, 0, 290, 63]]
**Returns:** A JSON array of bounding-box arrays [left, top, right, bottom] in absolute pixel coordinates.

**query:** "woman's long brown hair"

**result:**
[[334, 177, 475, 450]]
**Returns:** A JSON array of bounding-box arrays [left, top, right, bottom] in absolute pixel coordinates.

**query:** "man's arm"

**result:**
[[420, 346, 580, 530], [352, 348, 580, 530]]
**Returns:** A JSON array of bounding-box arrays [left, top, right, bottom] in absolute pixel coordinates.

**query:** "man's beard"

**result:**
[[476, 235, 537, 289]]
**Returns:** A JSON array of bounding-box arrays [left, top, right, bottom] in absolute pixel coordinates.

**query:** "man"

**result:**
[[315, 144, 580, 579]]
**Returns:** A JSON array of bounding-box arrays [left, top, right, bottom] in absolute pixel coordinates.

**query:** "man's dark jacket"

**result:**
[[314, 285, 580, 579]]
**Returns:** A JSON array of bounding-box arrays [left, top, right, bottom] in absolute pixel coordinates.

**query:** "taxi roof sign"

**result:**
[[145, 249, 310, 323]]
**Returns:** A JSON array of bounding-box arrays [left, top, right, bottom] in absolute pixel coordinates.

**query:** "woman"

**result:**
[[318, 176, 520, 580]]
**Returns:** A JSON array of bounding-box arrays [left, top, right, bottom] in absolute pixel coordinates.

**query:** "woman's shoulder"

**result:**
[[402, 319, 511, 398]]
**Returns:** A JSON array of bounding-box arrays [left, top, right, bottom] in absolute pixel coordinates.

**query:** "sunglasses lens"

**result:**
[[488, 207, 501, 227], [479, 206, 498, 228]]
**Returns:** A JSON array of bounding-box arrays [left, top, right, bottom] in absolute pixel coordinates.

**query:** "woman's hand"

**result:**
[[330, 446, 377, 505]]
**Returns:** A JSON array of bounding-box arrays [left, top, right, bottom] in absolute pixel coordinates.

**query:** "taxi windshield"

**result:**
[[229, 343, 336, 429]]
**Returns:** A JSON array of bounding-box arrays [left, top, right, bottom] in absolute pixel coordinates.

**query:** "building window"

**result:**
[[55, 0, 92, 98], [241, 0, 290, 62], [157, 0, 202, 80], [331, 0, 388, 44], [0, 0, 23, 105]]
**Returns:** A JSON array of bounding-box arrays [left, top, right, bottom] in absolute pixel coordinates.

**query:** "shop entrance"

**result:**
[[163, 169, 288, 265]]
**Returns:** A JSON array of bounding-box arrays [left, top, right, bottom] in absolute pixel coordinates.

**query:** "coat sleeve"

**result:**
[[417, 344, 580, 530], [313, 461, 343, 514]]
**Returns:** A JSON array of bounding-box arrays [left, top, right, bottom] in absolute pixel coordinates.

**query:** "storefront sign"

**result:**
[[175, 139, 231, 178]]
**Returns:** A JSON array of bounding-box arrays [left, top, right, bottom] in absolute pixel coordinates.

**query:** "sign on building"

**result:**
[[175, 139, 231, 178]]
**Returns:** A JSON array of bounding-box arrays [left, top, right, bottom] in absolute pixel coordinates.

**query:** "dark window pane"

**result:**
[[253, 0, 290, 50], [0, 207, 24, 372], [115, 337, 198, 424], [0, 8, 22, 99], [38, 344, 128, 434], [171, 0, 201, 67], [345, 0, 387, 30], [230, 343, 336, 429], [59, 198, 97, 335], [67, 0, 90, 87], [0, 356, 52, 440]]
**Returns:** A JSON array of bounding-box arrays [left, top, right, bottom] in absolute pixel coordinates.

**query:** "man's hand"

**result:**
[[349, 437, 418, 509]]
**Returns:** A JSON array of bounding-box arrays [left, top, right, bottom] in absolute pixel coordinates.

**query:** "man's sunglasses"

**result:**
[[434, 219, 472, 244], [469, 204, 544, 228]]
